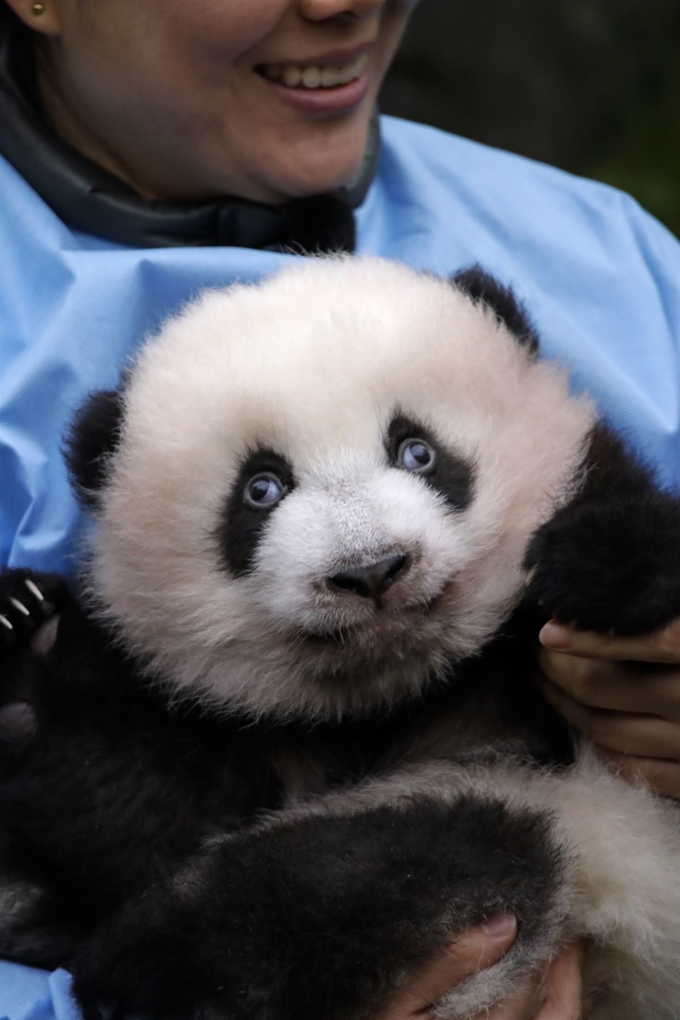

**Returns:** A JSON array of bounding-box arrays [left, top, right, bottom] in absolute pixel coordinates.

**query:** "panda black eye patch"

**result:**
[[386, 413, 475, 512], [217, 447, 296, 577]]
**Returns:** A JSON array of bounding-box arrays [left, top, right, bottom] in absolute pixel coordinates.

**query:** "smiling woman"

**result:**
[[1, 1, 680, 1019], [25, 0, 413, 202]]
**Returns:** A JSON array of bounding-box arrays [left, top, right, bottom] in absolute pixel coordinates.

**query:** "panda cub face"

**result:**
[[85, 257, 595, 722]]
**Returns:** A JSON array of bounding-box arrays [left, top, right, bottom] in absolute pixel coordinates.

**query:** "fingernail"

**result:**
[[539, 621, 573, 649], [480, 914, 516, 938]]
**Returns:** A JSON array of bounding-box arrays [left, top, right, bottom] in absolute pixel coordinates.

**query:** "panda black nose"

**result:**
[[328, 554, 410, 601]]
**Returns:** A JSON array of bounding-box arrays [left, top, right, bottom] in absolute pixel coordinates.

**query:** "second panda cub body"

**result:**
[[2, 258, 680, 1019]]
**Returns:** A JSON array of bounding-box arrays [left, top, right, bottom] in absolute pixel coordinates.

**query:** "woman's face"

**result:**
[[27, 0, 418, 202]]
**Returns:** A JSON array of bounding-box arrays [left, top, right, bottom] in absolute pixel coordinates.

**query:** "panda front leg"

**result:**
[[0, 569, 102, 966], [524, 423, 680, 635], [70, 761, 571, 1020], [0, 568, 71, 747]]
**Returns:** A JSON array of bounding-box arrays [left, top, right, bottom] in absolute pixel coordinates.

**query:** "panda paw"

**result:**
[[525, 492, 680, 635], [0, 570, 68, 652], [0, 571, 71, 747]]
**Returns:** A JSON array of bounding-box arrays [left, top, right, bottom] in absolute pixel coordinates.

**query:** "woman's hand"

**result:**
[[539, 619, 680, 797], [483, 943, 584, 1020], [377, 914, 584, 1019]]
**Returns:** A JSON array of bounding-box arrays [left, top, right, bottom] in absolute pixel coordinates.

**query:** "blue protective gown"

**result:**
[[2, 115, 680, 1017]]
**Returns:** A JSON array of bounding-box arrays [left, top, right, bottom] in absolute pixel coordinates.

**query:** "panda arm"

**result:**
[[0, 568, 111, 966], [524, 422, 680, 635]]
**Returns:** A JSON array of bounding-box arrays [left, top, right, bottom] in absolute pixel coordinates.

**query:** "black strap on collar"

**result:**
[[0, 14, 376, 251]]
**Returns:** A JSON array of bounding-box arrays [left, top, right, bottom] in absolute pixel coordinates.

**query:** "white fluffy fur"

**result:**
[[88, 257, 595, 719]]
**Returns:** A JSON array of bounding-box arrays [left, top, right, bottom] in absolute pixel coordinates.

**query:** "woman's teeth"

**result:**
[[261, 53, 368, 90]]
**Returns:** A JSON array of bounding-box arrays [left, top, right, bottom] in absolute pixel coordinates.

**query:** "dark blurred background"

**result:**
[[382, 0, 680, 235]]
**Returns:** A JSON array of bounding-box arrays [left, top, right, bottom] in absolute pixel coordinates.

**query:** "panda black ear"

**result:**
[[452, 265, 540, 356], [64, 389, 125, 507]]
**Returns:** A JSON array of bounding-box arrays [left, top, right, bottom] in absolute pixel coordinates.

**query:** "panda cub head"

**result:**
[[70, 257, 595, 722]]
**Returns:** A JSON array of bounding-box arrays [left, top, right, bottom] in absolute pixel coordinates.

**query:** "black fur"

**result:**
[[217, 447, 297, 577], [386, 412, 476, 511], [279, 194, 356, 255], [525, 423, 680, 633], [452, 266, 540, 355], [64, 389, 124, 505]]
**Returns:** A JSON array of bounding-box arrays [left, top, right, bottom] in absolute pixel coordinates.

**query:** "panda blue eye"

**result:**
[[398, 438, 436, 473], [244, 472, 286, 509]]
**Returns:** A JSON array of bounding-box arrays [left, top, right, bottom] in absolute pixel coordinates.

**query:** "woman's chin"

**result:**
[[256, 131, 372, 202], [273, 162, 365, 201]]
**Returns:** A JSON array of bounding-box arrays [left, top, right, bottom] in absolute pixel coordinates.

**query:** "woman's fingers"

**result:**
[[478, 942, 584, 1020], [594, 745, 680, 798], [537, 646, 680, 717], [538, 638, 680, 794], [539, 677, 680, 760], [377, 924, 586, 1020], [539, 620, 680, 664], [478, 977, 547, 1020], [533, 942, 584, 1020], [375, 915, 517, 1019]]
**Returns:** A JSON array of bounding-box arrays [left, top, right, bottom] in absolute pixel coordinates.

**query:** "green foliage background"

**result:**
[[382, 0, 680, 235]]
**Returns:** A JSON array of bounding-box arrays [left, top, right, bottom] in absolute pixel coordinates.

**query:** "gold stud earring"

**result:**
[[31, 2, 45, 14]]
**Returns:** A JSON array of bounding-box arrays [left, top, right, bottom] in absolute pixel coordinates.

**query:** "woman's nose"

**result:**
[[297, 0, 388, 22]]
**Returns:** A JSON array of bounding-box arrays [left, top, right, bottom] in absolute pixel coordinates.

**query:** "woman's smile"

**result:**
[[257, 48, 370, 114]]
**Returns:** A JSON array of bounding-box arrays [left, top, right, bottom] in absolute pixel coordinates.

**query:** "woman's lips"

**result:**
[[257, 52, 370, 114]]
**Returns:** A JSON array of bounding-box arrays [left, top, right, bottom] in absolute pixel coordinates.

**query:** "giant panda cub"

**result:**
[[2, 257, 680, 1020]]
